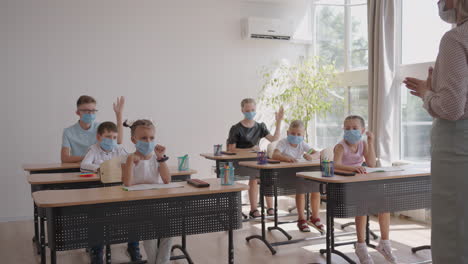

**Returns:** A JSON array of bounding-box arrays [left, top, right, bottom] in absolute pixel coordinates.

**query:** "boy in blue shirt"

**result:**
[[61, 95, 124, 162]]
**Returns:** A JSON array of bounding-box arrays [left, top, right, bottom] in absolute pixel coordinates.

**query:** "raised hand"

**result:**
[[113, 96, 125, 115], [275, 106, 284, 122]]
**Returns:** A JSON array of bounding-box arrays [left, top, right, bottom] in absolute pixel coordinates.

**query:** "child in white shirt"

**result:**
[[80, 121, 127, 172], [272, 120, 323, 233], [122, 119, 172, 264], [80, 121, 142, 264]]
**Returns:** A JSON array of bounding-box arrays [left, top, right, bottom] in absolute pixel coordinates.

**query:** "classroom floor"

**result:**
[[0, 201, 431, 264]]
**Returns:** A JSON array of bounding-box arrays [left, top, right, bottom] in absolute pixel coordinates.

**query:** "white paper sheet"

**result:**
[[122, 183, 184, 191], [365, 167, 404, 173]]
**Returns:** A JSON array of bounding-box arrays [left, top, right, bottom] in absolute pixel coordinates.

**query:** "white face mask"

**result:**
[[438, 0, 457, 24]]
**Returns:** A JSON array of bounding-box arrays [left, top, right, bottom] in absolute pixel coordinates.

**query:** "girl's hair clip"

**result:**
[[123, 119, 135, 127]]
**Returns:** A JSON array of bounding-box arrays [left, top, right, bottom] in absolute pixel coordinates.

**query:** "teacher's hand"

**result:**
[[403, 67, 433, 98]]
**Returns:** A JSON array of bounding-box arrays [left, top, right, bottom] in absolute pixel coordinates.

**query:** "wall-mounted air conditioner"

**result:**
[[241, 17, 294, 41]]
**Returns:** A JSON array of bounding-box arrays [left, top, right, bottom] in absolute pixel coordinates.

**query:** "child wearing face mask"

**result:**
[[122, 119, 172, 264], [80, 121, 127, 172], [61, 96, 125, 163], [271, 120, 323, 233], [226, 98, 284, 218], [334, 115, 397, 264]]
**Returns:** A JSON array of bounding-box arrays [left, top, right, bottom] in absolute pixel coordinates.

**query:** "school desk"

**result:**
[[23, 163, 81, 174], [27, 167, 197, 263], [297, 168, 431, 264], [200, 152, 257, 180], [33, 179, 247, 264], [238, 160, 321, 255]]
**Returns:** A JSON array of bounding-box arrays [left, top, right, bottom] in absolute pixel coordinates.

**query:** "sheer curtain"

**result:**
[[368, 0, 399, 166]]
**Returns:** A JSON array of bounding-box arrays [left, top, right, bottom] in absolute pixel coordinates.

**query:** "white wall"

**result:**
[[0, 0, 308, 220]]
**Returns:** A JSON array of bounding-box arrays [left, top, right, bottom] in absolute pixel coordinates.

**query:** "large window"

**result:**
[[398, 0, 452, 161], [312, 0, 368, 149]]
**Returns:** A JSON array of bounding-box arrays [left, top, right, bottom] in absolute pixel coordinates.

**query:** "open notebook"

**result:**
[[122, 183, 184, 191], [365, 167, 404, 173]]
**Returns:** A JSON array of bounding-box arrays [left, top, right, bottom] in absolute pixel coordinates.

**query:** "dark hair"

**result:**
[[76, 95, 96, 107], [97, 121, 117, 135], [344, 115, 366, 128], [123, 119, 155, 136]]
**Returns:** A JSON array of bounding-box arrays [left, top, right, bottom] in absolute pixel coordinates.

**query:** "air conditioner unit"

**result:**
[[241, 17, 294, 40]]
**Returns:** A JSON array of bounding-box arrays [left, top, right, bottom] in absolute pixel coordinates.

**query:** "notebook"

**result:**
[[365, 167, 404, 173]]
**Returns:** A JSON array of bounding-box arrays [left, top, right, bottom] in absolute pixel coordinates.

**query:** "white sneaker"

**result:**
[[376, 240, 398, 264], [355, 243, 374, 264]]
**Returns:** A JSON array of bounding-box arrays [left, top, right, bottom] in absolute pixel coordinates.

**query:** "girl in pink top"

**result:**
[[334, 116, 397, 264]]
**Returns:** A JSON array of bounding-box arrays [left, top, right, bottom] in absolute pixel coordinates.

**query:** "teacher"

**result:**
[[404, 0, 468, 263]]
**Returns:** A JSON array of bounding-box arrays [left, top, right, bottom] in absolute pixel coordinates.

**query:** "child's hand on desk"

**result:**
[[284, 156, 297, 163], [252, 145, 260, 152], [155, 144, 166, 159], [303, 154, 313, 161], [353, 166, 367, 174]]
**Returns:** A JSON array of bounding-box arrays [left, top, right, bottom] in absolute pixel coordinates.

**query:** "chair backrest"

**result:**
[[266, 141, 279, 159], [99, 157, 122, 183], [320, 146, 335, 161]]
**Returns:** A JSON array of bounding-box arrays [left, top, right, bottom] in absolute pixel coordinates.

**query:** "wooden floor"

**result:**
[[0, 204, 431, 264]]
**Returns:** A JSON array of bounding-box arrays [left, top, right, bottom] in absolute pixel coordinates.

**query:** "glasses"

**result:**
[[78, 109, 98, 114]]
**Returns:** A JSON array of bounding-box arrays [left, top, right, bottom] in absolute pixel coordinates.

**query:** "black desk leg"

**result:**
[[106, 245, 111, 264], [171, 234, 194, 263], [320, 197, 356, 264], [366, 216, 376, 249], [228, 229, 234, 264], [412, 245, 431, 253], [306, 193, 310, 220], [33, 203, 41, 255], [245, 180, 276, 255], [51, 249, 57, 264], [40, 216, 46, 264], [267, 178, 292, 241]]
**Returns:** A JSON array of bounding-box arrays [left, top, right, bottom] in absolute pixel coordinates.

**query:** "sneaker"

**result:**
[[297, 219, 311, 232], [90, 247, 104, 264], [308, 217, 325, 233], [127, 244, 142, 261], [355, 243, 374, 264], [376, 240, 398, 264]]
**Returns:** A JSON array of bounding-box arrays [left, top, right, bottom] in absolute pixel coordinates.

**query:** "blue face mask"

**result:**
[[344, 130, 362, 144], [287, 135, 304, 145], [136, 140, 156, 156], [100, 138, 117, 152], [81, 113, 96, 124], [243, 111, 256, 120]]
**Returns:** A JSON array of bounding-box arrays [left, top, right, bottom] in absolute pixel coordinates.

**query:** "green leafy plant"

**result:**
[[258, 57, 343, 141]]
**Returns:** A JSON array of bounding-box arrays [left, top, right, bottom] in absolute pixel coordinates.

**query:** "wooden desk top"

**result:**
[[33, 179, 249, 208], [296, 167, 430, 183], [27, 166, 197, 185], [22, 163, 81, 172], [238, 160, 320, 169], [200, 152, 257, 160]]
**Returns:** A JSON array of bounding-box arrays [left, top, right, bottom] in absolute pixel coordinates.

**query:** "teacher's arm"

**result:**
[[405, 32, 468, 120]]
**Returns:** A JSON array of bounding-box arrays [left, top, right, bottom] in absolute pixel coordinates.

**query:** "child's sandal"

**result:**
[[266, 208, 275, 216], [249, 210, 261, 218]]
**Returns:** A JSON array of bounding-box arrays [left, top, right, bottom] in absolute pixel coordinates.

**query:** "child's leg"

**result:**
[[310, 192, 321, 219], [248, 179, 258, 212], [143, 238, 173, 264], [355, 215, 367, 243], [265, 195, 273, 210], [295, 193, 305, 220], [155, 238, 173, 264], [378, 212, 390, 240]]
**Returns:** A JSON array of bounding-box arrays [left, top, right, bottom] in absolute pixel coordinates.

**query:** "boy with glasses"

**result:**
[[61, 95, 125, 162]]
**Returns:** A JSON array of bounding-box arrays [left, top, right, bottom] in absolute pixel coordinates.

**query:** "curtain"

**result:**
[[368, 0, 398, 166]]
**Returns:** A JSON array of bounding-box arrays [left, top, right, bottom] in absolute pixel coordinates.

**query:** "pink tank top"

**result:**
[[339, 140, 364, 167]]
